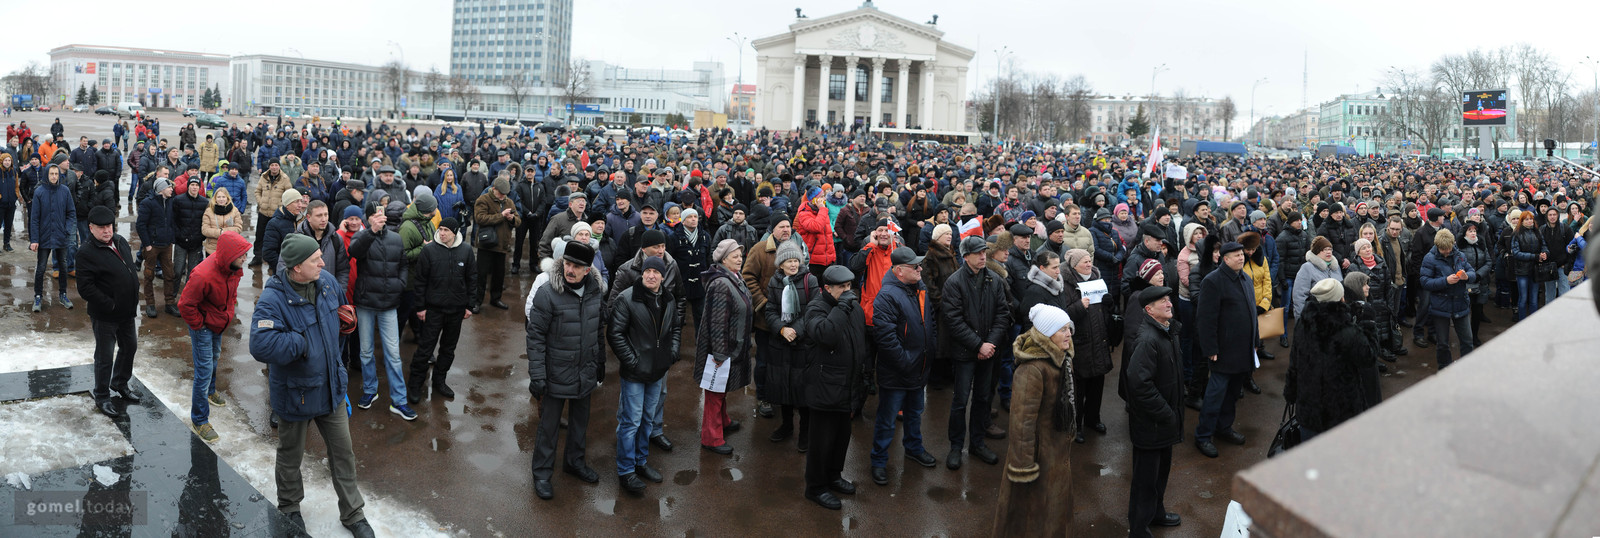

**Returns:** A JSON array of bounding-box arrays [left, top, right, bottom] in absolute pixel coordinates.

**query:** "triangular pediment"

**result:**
[[753, 5, 972, 60]]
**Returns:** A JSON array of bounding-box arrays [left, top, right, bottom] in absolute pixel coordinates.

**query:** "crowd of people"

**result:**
[[4, 111, 1597, 537]]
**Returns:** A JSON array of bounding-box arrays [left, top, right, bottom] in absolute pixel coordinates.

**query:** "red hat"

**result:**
[[1139, 258, 1162, 283], [691, 169, 703, 178]]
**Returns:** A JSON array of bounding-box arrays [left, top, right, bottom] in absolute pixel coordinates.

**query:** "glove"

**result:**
[[529, 380, 546, 400]]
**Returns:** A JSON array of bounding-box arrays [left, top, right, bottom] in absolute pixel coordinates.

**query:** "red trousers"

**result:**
[[701, 390, 730, 446]]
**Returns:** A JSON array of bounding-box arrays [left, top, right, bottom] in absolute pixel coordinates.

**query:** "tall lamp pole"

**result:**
[[992, 46, 1010, 143], [1249, 77, 1268, 146], [1584, 57, 1600, 158], [726, 33, 747, 129], [1151, 64, 1169, 134]]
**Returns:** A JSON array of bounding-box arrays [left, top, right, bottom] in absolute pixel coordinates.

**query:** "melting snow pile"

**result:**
[[0, 394, 133, 478], [0, 334, 96, 374]]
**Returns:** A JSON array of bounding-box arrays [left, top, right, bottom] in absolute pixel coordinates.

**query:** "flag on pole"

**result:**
[[957, 216, 983, 239], [1145, 126, 1164, 178]]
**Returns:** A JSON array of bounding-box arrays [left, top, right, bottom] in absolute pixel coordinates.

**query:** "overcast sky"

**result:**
[[6, 0, 1598, 124]]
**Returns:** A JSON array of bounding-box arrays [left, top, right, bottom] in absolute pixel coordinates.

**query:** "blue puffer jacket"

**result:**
[[1420, 246, 1475, 319], [210, 172, 249, 211], [256, 140, 281, 171], [250, 271, 348, 422], [30, 180, 77, 249], [869, 271, 935, 391]]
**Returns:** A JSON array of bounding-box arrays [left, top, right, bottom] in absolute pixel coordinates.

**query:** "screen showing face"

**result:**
[[1462, 90, 1508, 126]]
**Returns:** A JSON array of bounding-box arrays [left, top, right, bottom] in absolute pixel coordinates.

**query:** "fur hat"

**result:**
[[1310, 278, 1345, 303], [1237, 231, 1261, 252], [1343, 271, 1369, 301], [1310, 235, 1332, 255]]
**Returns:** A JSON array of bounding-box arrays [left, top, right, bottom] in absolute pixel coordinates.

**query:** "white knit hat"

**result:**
[[1029, 304, 1074, 336]]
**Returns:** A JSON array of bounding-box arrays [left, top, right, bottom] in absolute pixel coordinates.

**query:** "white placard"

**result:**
[[699, 354, 730, 393], [1079, 279, 1108, 304]]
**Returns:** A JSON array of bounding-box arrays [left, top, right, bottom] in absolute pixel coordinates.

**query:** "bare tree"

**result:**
[[560, 59, 593, 123], [2, 62, 53, 99], [448, 76, 473, 117], [1217, 96, 1238, 141], [1376, 68, 1454, 156], [422, 68, 448, 119], [500, 70, 533, 124], [1169, 89, 1193, 144], [1061, 75, 1094, 142], [380, 60, 410, 119]]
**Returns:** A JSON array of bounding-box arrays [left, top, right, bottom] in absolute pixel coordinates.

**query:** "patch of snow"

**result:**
[[0, 334, 96, 374], [4, 471, 30, 490], [0, 394, 133, 477], [92, 464, 120, 486]]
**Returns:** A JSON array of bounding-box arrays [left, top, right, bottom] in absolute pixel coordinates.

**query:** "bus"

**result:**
[[873, 127, 982, 148]]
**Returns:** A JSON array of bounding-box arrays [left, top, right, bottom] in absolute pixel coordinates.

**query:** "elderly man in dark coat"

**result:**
[[1124, 286, 1185, 537], [526, 241, 607, 501], [800, 265, 869, 510], [1193, 241, 1258, 458]]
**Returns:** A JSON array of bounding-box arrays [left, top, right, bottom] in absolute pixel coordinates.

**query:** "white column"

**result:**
[[869, 57, 885, 129], [895, 61, 909, 127], [791, 54, 807, 131], [920, 61, 935, 128], [843, 55, 859, 129], [816, 54, 832, 127], [955, 67, 968, 132]]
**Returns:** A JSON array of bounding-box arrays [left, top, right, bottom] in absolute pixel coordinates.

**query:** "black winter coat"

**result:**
[[1317, 218, 1358, 265], [171, 192, 209, 251], [1123, 319, 1185, 450], [1350, 255, 1391, 306], [347, 226, 408, 310], [1196, 265, 1258, 374], [760, 271, 819, 405], [1284, 301, 1381, 433], [1509, 227, 1545, 277], [871, 271, 935, 390], [76, 234, 141, 321], [135, 194, 176, 248], [607, 281, 681, 384], [1458, 236, 1494, 298], [1121, 242, 1177, 301], [1276, 227, 1310, 275], [261, 208, 298, 268], [527, 270, 608, 399], [1064, 269, 1113, 378], [670, 226, 713, 299], [415, 235, 478, 311], [802, 288, 868, 413], [939, 264, 1012, 361]]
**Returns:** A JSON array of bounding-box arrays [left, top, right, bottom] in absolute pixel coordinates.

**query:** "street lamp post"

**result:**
[[992, 46, 1011, 143], [727, 33, 747, 129], [1249, 77, 1268, 146], [1585, 57, 1600, 157]]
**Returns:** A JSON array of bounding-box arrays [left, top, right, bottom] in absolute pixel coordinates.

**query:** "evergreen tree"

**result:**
[[75, 84, 87, 106], [88, 87, 99, 105], [1126, 104, 1150, 139]]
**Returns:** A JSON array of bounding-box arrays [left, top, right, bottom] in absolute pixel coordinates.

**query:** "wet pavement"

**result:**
[[0, 220, 1517, 536]]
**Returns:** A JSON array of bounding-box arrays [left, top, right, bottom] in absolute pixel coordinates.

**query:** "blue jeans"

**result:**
[[34, 247, 68, 297], [650, 381, 666, 437], [65, 220, 78, 273], [1195, 370, 1247, 442], [1516, 275, 1538, 321], [1557, 273, 1572, 296], [616, 377, 664, 475], [949, 359, 997, 450], [190, 328, 221, 425], [870, 388, 926, 468], [1432, 314, 1473, 369], [356, 307, 407, 404]]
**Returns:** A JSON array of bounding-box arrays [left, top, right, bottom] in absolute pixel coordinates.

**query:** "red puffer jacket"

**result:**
[[178, 231, 252, 333], [795, 200, 836, 266]]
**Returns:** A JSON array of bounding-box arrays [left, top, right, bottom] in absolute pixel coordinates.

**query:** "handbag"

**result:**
[[476, 225, 499, 249], [1257, 307, 1285, 339], [1267, 403, 1302, 458]]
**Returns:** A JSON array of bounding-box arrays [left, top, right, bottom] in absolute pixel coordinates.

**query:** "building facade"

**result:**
[[449, 0, 573, 86], [405, 58, 720, 126], [729, 84, 756, 125], [230, 55, 408, 118], [48, 45, 229, 110], [751, 2, 974, 131], [1086, 95, 1228, 145]]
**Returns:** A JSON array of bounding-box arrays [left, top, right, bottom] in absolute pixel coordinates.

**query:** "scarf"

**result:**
[[1027, 265, 1064, 296], [780, 273, 802, 323], [213, 203, 234, 215]]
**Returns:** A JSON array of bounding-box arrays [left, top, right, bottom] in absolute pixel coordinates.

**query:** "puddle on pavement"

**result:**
[[673, 469, 697, 486], [658, 496, 675, 519], [467, 453, 502, 473], [720, 468, 742, 481], [842, 516, 860, 530], [592, 497, 615, 516], [926, 485, 960, 502], [430, 438, 451, 452]]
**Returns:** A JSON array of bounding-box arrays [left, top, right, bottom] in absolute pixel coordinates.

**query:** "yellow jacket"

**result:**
[[1243, 257, 1272, 311]]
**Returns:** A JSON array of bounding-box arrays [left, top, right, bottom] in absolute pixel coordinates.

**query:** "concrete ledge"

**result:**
[[1234, 284, 1600, 537]]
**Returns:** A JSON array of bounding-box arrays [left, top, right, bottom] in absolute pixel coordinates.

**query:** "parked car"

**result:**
[[95, 106, 115, 115], [182, 108, 200, 117], [534, 120, 566, 133], [283, 111, 303, 118], [196, 114, 227, 129], [72, 104, 90, 113], [667, 129, 693, 141], [115, 102, 145, 119], [36, 105, 51, 112]]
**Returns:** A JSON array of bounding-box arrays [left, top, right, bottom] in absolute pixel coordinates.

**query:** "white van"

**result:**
[[115, 102, 145, 119]]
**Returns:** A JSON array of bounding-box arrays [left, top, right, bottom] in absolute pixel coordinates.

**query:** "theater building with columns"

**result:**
[[751, 3, 974, 132]]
